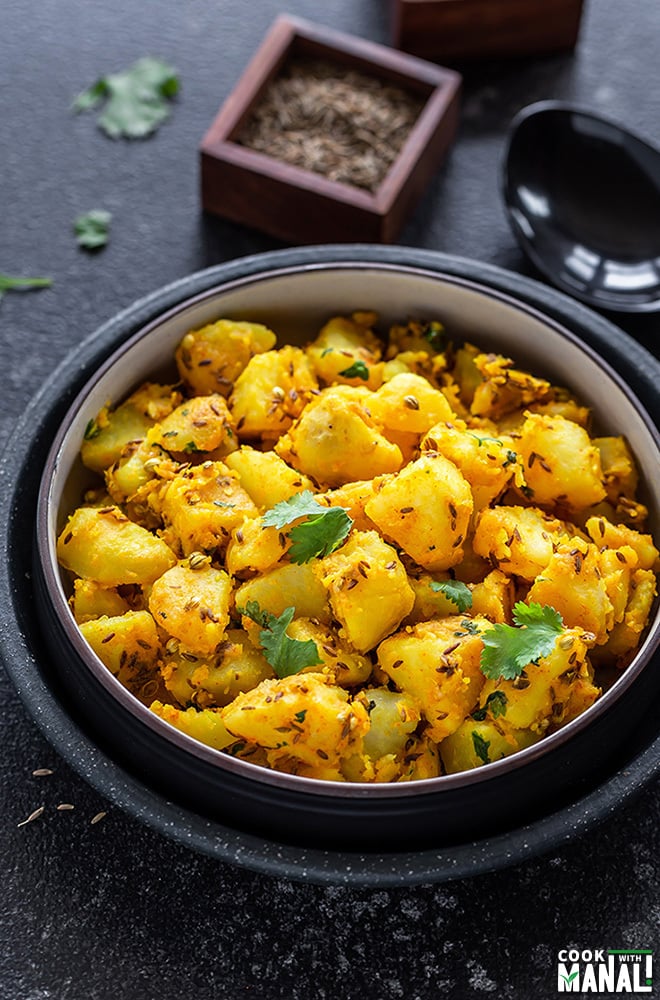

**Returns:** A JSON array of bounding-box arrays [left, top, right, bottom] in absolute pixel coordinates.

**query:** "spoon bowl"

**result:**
[[503, 101, 660, 313]]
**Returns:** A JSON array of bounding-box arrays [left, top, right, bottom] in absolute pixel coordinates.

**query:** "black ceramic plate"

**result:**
[[1, 246, 659, 886]]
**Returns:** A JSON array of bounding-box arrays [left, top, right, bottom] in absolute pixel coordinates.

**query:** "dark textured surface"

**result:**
[[1, 1, 659, 997]]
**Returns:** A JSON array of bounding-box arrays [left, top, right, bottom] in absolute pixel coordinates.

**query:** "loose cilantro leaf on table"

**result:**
[[74, 210, 112, 250], [262, 490, 352, 563], [0, 273, 52, 303], [429, 579, 473, 613], [73, 57, 179, 139], [338, 360, 369, 381], [238, 601, 322, 678], [480, 602, 564, 681]]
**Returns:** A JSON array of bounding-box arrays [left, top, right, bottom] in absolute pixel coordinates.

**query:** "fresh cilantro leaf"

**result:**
[[262, 490, 328, 529], [238, 602, 322, 678], [74, 209, 112, 250], [480, 602, 564, 680], [262, 490, 352, 563], [73, 56, 179, 139], [429, 579, 473, 613], [472, 690, 508, 721], [0, 273, 52, 303], [83, 418, 101, 441], [503, 449, 518, 468], [294, 710, 307, 724], [472, 730, 491, 765], [338, 360, 369, 381], [423, 320, 445, 351]]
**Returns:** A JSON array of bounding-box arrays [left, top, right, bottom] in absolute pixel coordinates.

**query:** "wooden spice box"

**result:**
[[392, 0, 585, 63], [200, 15, 461, 244]]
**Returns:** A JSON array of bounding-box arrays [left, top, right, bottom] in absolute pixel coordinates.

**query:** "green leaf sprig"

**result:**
[[429, 579, 473, 613], [73, 56, 179, 139], [74, 210, 112, 250], [0, 273, 52, 303], [338, 360, 369, 381], [238, 601, 322, 678], [480, 602, 564, 681], [262, 490, 352, 563]]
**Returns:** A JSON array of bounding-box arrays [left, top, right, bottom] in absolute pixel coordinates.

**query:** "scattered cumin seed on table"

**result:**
[[236, 57, 425, 193], [90, 811, 107, 825], [31, 768, 54, 776], [17, 805, 45, 827]]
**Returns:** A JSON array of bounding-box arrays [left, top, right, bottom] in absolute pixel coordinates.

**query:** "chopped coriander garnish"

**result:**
[[472, 690, 508, 721], [480, 602, 564, 681], [74, 209, 112, 250], [238, 601, 322, 678], [262, 490, 352, 563], [472, 730, 491, 765], [338, 360, 369, 381], [429, 579, 473, 613], [423, 320, 446, 351], [0, 273, 52, 303], [73, 56, 179, 139], [83, 418, 102, 441]]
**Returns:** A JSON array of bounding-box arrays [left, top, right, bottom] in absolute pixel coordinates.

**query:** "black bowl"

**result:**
[[2, 246, 659, 885]]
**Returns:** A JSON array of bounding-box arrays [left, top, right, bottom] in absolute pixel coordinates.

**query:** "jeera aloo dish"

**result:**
[[56, 311, 659, 783]]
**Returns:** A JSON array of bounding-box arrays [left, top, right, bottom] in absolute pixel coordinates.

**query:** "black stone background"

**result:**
[[1, 1, 659, 997]]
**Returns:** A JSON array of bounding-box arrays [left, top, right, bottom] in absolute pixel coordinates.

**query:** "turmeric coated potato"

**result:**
[[58, 306, 658, 784]]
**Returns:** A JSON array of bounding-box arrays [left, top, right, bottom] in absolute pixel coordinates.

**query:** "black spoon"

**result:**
[[502, 100, 660, 313]]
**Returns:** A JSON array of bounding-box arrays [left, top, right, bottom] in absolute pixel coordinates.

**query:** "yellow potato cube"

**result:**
[[71, 578, 132, 624], [57, 505, 176, 586], [221, 672, 370, 774], [306, 313, 384, 390], [175, 319, 276, 397], [224, 447, 314, 508], [149, 561, 232, 655], [235, 561, 331, 624], [150, 701, 235, 751], [229, 345, 318, 437], [473, 505, 574, 582], [364, 454, 473, 571], [275, 386, 402, 487], [80, 610, 160, 698], [315, 530, 414, 652], [160, 628, 273, 708], [369, 372, 455, 434], [519, 412, 606, 510], [150, 394, 236, 457], [527, 541, 614, 644], [377, 615, 489, 741], [160, 461, 259, 556]]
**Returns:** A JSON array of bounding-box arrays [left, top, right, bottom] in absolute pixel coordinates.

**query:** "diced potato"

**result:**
[[229, 346, 318, 437], [369, 373, 455, 434], [150, 700, 235, 751], [160, 629, 273, 708], [57, 505, 176, 586], [286, 619, 373, 687], [306, 313, 384, 390], [225, 516, 289, 577], [221, 672, 370, 775], [377, 616, 490, 741], [440, 720, 540, 773], [315, 530, 414, 652], [519, 412, 606, 510], [224, 447, 314, 508], [80, 384, 181, 474], [317, 480, 379, 533], [527, 541, 615, 644], [275, 386, 402, 487], [593, 436, 640, 503], [586, 515, 659, 571], [175, 319, 276, 397], [235, 561, 331, 624], [404, 574, 465, 625], [600, 569, 657, 662], [150, 394, 237, 457], [364, 454, 473, 571], [80, 610, 160, 697], [160, 461, 259, 556], [71, 578, 131, 624], [148, 560, 232, 655], [452, 343, 482, 408], [387, 318, 446, 357], [421, 421, 517, 511], [471, 353, 552, 419], [470, 569, 515, 623], [478, 626, 596, 732], [473, 505, 574, 582], [358, 687, 420, 759]]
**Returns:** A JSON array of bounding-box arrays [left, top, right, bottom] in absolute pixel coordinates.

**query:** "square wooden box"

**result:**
[[200, 15, 461, 244], [392, 0, 585, 63]]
